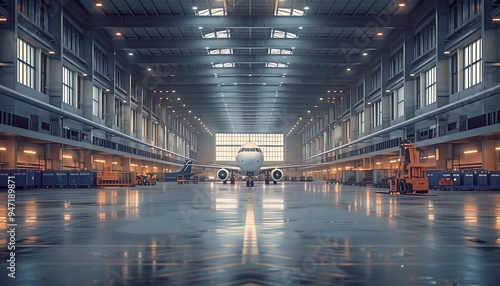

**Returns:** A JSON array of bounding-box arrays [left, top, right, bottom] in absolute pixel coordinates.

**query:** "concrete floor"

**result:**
[[1, 182, 500, 285]]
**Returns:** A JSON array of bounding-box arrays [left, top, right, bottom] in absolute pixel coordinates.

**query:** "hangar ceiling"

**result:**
[[73, 0, 421, 135]]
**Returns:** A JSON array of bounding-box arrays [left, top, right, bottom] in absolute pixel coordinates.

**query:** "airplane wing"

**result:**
[[191, 163, 241, 173], [259, 162, 329, 173]]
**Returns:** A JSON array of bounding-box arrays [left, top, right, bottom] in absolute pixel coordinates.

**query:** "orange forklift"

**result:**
[[389, 140, 429, 194]]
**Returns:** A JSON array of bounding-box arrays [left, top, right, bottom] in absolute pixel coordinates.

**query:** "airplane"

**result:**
[[194, 142, 309, 187], [154, 159, 202, 182]]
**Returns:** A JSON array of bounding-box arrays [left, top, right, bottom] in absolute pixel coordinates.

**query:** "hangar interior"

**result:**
[[1, 0, 500, 285]]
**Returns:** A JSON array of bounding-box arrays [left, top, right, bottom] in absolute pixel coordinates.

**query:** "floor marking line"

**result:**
[[242, 190, 259, 264]]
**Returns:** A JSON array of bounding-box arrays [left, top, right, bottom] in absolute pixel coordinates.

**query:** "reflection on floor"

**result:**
[[1, 182, 500, 285]]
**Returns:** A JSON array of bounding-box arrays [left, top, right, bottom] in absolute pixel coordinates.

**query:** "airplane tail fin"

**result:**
[[180, 159, 193, 173]]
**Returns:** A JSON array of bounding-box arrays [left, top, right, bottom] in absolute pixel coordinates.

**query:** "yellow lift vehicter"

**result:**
[[389, 140, 429, 194]]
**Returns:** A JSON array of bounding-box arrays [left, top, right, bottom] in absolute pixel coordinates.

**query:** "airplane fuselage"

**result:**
[[235, 142, 264, 176]]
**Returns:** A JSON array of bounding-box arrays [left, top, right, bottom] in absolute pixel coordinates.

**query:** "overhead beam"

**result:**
[[142, 75, 356, 85], [147, 85, 348, 93], [140, 67, 349, 77], [112, 38, 387, 50], [90, 15, 409, 28], [126, 54, 370, 65]]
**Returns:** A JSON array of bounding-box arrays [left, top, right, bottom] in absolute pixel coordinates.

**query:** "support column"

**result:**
[[482, 138, 495, 170], [435, 143, 451, 170], [47, 144, 63, 170], [0, 0, 17, 91], [0, 138, 17, 169], [436, 0, 450, 108]]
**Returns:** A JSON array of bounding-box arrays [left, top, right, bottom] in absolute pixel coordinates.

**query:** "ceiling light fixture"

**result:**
[[96, 2, 103, 7], [0, 17, 7, 22], [398, 2, 406, 7], [464, 149, 478, 154], [116, 32, 122, 36]]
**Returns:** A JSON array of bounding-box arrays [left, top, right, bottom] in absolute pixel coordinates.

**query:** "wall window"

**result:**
[[392, 86, 404, 119], [130, 109, 137, 133], [63, 67, 75, 106], [18, 0, 49, 32], [142, 117, 147, 138], [115, 67, 123, 88], [451, 53, 458, 94], [215, 134, 284, 161], [94, 46, 107, 75], [390, 49, 403, 77], [371, 68, 381, 91], [373, 101, 382, 127], [344, 119, 351, 141], [357, 83, 364, 102], [415, 76, 421, 109], [358, 111, 365, 134], [63, 19, 83, 57], [463, 38, 482, 89], [449, 0, 481, 33], [17, 38, 36, 89], [131, 79, 137, 99], [424, 66, 436, 106], [152, 123, 158, 145], [414, 20, 436, 59], [41, 53, 47, 94], [114, 99, 122, 127], [92, 86, 101, 117]]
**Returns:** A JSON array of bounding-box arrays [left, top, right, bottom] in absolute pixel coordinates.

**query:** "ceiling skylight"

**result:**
[[266, 63, 288, 68], [213, 63, 235, 68], [272, 30, 297, 39], [198, 8, 227, 16], [209, 49, 233, 55], [275, 8, 304, 16], [204, 29, 230, 39], [269, 48, 293, 55]]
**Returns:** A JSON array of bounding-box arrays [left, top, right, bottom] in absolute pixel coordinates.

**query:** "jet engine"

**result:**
[[217, 169, 230, 181], [271, 169, 284, 181]]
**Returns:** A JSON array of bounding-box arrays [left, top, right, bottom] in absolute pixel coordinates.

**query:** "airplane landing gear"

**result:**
[[246, 178, 254, 187]]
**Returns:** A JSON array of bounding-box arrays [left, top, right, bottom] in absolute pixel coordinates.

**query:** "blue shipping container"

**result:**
[[426, 170, 442, 187], [54, 171, 69, 187], [69, 171, 79, 188], [489, 171, 500, 187], [461, 170, 474, 186], [11, 169, 35, 188], [473, 170, 488, 186], [78, 170, 97, 188], [34, 170, 42, 187], [42, 170, 56, 188]]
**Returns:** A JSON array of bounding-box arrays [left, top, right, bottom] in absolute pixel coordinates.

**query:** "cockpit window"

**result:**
[[239, 147, 262, 152]]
